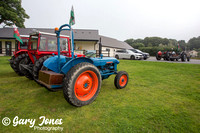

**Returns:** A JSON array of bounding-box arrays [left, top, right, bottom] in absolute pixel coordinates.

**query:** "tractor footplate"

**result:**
[[38, 70, 64, 89]]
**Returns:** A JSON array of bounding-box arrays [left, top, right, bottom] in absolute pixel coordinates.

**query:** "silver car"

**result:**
[[115, 49, 143, 60]]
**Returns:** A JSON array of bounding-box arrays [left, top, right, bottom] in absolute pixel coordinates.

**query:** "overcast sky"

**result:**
[[22, 0, 200, 42]]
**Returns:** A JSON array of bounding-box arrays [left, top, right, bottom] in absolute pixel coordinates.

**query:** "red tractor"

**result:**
[[9, 36, 29, 70], [12, 31, 84, 80], [156, 50, 190, 62]]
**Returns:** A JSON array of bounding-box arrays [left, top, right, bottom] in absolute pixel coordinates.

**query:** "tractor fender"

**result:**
[[14, 50, 28, 57], [61, 57, 93, 74], [43, 55, 67, 73]]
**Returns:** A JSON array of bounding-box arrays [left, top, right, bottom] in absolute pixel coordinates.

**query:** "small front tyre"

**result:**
[[114, 71, 129, 89], [63, 62, 102, 107]]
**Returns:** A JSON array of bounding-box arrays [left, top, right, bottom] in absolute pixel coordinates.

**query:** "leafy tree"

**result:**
[[178, 40, 187, 51], [162, 38, 169, 45], [125, 38, 145, 49], [169, 39, 178, 46], [144, 37, 167, 47], [0, 0, 29, 28], [124, 38, 134, 45], [134, 39, 144, 44], [131, 43, 144, 49], [188, 36, 200, 50]]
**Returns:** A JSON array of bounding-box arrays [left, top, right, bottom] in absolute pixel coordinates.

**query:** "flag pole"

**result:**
[[70, 28, 74, 59], [69, 5, 75, 58]]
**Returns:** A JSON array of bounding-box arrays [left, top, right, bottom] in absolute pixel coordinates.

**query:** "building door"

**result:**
[[6, 41, 12, 56]]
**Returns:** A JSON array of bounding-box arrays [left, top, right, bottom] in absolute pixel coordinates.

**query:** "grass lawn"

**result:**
[[0, 56, 200, 133]]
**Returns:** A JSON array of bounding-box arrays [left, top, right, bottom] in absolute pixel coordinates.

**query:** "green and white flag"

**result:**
[[69, 6, 75, 26], [13, 26, 23, 44]]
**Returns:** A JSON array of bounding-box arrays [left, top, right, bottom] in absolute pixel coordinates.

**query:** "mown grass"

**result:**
[[0, 56, 200, 133]]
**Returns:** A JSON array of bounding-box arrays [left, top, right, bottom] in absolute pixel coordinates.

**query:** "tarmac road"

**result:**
[[144, 56, 200, 64]]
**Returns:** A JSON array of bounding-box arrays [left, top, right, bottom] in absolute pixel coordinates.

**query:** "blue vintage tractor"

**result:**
[[38, 24, 129, 106]]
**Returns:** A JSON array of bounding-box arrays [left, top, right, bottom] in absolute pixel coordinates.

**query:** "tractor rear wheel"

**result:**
[[63, 62, 101, 107], [10, 56, 15, 70], [13, 54, 27, 76], [33, 55, 52, 80], [114, 71, 129, 89]]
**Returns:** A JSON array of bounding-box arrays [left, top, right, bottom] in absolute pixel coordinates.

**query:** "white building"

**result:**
[[0, 28, 132, 57]]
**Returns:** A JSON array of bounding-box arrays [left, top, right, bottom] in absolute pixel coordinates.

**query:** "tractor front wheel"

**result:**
[[114, 71, 129, 89], [63, 62, 101, 107], [33, 55, 52, 80]]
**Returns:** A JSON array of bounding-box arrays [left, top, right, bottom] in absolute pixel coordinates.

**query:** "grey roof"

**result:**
[[0, 27, 132, 49], [0, 28, 99, 41], [100, 35, 133, 49]]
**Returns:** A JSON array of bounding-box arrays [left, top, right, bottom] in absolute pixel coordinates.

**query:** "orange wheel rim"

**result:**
[[119, 75, 127, 87], [74, 70, 98, 101]]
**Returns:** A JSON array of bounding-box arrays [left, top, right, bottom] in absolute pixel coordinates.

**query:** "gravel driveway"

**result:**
[[144, 56, 200, 64]]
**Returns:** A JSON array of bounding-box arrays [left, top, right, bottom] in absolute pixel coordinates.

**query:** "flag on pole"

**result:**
[[69, 6, 75, 26], [13, 27, 23, 44]]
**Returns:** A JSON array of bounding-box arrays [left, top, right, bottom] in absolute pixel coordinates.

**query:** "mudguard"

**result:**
[[61, 57, 93, 74], [43, 55, 69, 73]]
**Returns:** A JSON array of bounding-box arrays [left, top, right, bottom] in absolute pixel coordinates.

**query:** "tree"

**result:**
[[144, 37, 164, 47], [0, 0, 29, 28], [131, 43, 144, 49], [178, 40, 187, 51], [124, 38, 134, 45], [188, 36, 200, 50]]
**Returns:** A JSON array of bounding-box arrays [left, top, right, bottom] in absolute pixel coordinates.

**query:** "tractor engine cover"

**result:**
[[38, 70, 64, 88], [158, 51, 162, 56]]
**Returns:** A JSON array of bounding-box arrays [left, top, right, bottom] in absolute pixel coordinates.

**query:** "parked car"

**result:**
[[115, 49, 143, 60], [129, 49, 150, 60]]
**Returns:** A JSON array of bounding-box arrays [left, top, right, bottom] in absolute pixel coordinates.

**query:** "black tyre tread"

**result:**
[[114, 71, 129, 89], [63, 62, 102, 107], [10, 56, 15, 69], [33, 55, 52, 79], [13, 54, 27, 76], [23, 56, 33, 80]]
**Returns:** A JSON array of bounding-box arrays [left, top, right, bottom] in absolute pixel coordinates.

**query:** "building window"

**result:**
[[106, 48, 110, 52], [0, 41, 2, 54]]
